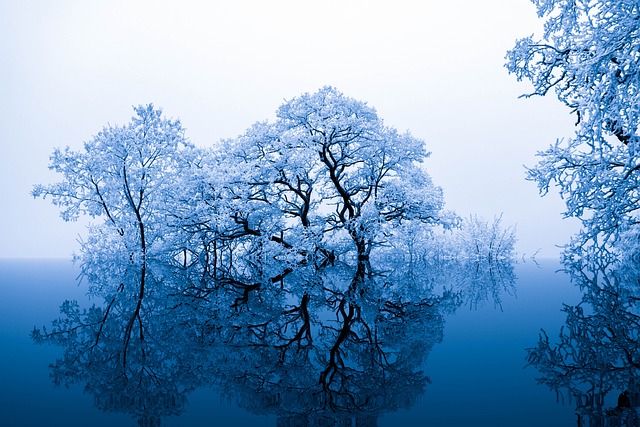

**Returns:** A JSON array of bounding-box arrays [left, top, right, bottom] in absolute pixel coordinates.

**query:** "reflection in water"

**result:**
[[527, 257, 640, 426], [32, 260, 200, 426], [33, 255, 515, 426]]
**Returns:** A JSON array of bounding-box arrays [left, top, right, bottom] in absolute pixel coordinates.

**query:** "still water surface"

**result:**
[[0, 259, 580, 426]]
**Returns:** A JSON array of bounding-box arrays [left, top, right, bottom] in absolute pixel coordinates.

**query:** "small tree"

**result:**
[[33, 104, 192, 259]]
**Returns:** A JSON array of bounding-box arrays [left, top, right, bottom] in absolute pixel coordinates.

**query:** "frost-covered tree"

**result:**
[[506, 0, 640, 254], [214, 86, 450, 261], [34, 90, 508, 273], [33, 104, 193, 259]]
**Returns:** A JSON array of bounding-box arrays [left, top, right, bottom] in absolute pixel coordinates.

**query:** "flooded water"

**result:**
[[0, 258, 584, 426]]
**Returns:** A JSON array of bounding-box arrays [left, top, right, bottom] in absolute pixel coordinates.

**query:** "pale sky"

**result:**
[[0, 0, 580, 259]]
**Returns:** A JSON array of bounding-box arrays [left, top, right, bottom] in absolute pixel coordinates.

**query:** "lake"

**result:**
[[0, 258, 584, 426]]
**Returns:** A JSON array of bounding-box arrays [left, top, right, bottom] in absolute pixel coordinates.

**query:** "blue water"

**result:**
[[404, 260, 580, 426], [0, 259, 579, 426]]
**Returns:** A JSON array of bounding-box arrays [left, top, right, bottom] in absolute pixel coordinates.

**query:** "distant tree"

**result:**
[[506, 0, 640, 255], [33, 104, 192, 259]]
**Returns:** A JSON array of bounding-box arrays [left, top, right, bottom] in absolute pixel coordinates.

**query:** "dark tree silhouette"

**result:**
[[527, 255, 640, 425], [33, 248, 516, 426]]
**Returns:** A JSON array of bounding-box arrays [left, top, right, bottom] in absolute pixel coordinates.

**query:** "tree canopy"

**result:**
[[35, 88, 485, 268], [211, 86, 450, 261]]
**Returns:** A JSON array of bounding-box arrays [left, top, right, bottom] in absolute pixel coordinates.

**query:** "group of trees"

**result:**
[[42, 0, 640, 265], [35, 87, 513, 271], [35, 1, 640, 267], [32, 87, 519, 425]]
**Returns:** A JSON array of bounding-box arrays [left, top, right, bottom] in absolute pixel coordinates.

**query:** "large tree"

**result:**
[[213, 86, 449, 261], [506, 0, 640, 255]]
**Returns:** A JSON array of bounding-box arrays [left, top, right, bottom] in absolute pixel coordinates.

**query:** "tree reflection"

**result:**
[[211, 261, 448, 425], [33, 253, 515, 426], [527, 256, 640, 426], [32, 259, 208, 426]]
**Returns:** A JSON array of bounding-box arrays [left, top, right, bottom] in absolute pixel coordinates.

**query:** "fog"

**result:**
[[0, 0, 579, 259]]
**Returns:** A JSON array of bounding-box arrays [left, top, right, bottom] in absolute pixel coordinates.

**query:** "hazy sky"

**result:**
[[0, 0, 580, 259]]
